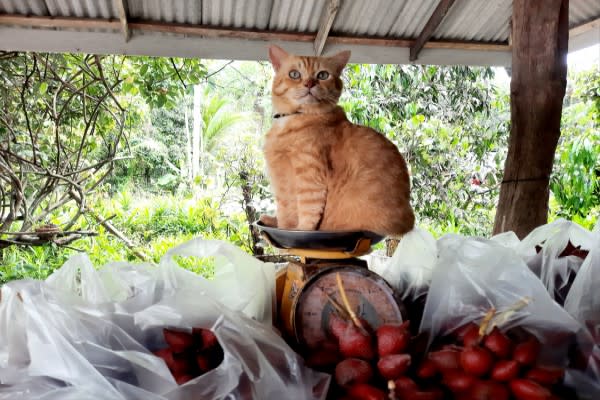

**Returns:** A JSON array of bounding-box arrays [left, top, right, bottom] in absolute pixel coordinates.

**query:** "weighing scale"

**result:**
[[256, 222, 406, 351]]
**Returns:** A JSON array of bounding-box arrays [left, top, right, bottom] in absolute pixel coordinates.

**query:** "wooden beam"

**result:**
[[570, 16, 600, 38], [493, 0, 569, 238], [410, 0, 456, 61], [0, 14, 509, 53], [0, 14, 121, 30], [114, 0, 130, 42], [314, 0, 341, 56]]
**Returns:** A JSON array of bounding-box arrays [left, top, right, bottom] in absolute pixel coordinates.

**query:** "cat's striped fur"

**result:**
[[260, 45, 414, 236]]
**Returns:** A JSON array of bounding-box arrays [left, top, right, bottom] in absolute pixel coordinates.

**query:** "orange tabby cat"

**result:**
[[260, 45, 414, 236]]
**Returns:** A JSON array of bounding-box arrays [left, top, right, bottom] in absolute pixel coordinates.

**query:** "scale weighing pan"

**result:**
[[255, 221, 384, 252]]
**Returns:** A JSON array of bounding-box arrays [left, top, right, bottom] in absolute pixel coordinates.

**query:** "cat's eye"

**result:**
[[289, 70, 301, 79], [316, 71, 330, 80]]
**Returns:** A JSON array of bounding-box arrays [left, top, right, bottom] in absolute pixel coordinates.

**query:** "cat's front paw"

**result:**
[[258, 214, 278, 227]]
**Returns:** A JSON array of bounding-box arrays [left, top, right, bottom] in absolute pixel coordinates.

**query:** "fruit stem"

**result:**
[[489, 297, 532, 331], [388, 380, 397, 400], [478, 307, 496, 338], [335, 272, 366, 332]]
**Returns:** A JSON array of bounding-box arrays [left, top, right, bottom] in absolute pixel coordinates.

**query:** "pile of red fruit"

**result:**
[[305, 315, 571, 400], [153, 327, 223, 385], [419, 322, 568, 400]]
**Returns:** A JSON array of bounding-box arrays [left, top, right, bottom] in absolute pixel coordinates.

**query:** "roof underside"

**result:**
[[0, 0, 599, 66]]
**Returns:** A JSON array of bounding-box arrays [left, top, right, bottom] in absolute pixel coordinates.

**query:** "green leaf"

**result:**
[[39, 82, 48, 94]]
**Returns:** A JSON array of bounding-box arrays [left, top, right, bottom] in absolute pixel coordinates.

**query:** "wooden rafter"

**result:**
[[409, 0, 456, 61], [314, 0, 341, 56], [570, 16, 600, 38], [0, 14, 509, 53], [114, 0, 130, 42]]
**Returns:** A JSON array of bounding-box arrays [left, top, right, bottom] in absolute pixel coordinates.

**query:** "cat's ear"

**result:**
[[268, 45, 289, 72], [329, 50, 351, 74]]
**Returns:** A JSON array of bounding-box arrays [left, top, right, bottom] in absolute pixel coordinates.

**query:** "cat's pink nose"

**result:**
[[304, 79, 317, 88]]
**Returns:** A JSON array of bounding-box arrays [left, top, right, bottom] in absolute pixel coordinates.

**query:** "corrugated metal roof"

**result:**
[[0, 0, 597, 40], [268, 0, 323, 32], [433, 0, 511, 42], [0, 0, 598, 66]]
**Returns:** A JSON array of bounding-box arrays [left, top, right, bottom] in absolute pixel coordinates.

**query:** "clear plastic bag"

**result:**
[[369, 227, 437, 329], [515, 219, 594, 304], [0, 238, 329, 399], [564, 222, 600, 393], [419, 234, 582, 365], [369, 227, 437, 302], [564, 222, 600, 332]]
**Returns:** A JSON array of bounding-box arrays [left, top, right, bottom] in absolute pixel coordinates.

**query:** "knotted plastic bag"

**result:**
[[0, 238, 329, 399], [515, 219, 594, 305], [419, 234, 582, 365], [369, 227, 437, 328], [563, 222, 600, 396]]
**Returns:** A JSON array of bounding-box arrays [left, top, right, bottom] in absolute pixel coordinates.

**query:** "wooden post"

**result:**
[[493, 0, 569, 238]]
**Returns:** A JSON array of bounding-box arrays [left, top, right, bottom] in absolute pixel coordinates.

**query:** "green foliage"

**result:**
[[125, 57, 207, 108], [0, 190, 249, 283], [341, 64, 494, 129], [202, 95, 249, 154], [550, 67, 600, 228]]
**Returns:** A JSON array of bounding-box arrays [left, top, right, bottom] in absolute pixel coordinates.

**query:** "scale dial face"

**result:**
[[294, 266, 404, 350]]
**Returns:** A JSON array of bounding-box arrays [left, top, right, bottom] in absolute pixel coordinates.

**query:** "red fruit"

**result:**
[[461, 324, 482, 347], [335, 358, 373, 387], [513, 337, 541, 366], [455, 323, 479, 340], [484, 328, 513, 359], [394, 376, 418, 394], [509, 379, 552, 400], [442, 369, 476, 393], [155, 348, 191, 375], [196, 354, 210, 372], [339, 324, 375, 360], [175, 374, 195, 385], [192, 327, 203, 337], [377, 354, 411, 380], [346, 383, 386, 400], [460, 346, 494, 377], [407, 388, 444, 400], [525, 366, 565, 386], [329, 314, 350, 339], [469, 380, 510, 400], [417, 359, 438, 379], [153, 348, 173, 363], [376, 322, 411, 357], [200, 329, 218, 350], [491, 360, 520, 381], [304, 348, 341, 369], [163, 328, 195, 353], [428, 349, 461, 372]]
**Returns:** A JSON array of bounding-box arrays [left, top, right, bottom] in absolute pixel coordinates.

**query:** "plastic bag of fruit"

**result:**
[[514, 219, 593, 305], [0, 239, 329, 399], [421, 234, 581, 355], [416, 234, 586, 399], [564, 222, 600, 391], [369, 227, 437, 330], [564, 222, 600, 337], [370, 227, 437, 302]]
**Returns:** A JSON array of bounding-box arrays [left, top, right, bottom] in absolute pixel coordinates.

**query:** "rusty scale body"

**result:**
[[256, 222, 406, 352]]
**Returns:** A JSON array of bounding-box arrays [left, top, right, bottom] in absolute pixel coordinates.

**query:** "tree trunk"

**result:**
[[239, 170, 264, 256], [493, 0, 569, 239], [191, 84, 202, 179], [184, 99, 192, 182]]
